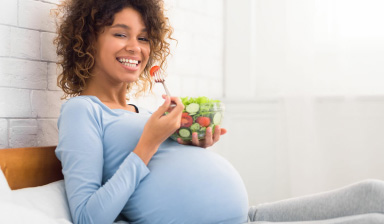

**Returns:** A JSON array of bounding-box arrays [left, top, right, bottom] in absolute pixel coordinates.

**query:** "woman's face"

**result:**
[[92, 7, 150, 84]]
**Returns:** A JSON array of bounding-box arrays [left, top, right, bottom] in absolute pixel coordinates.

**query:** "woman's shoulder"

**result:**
[[62, 95, 104, 110], [58, 96, 105, 129], [60, 95, 105, 118], [62, 95, 153, 115]]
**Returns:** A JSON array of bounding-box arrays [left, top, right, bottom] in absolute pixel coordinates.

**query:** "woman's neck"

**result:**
[[81, 77, 130, 109]]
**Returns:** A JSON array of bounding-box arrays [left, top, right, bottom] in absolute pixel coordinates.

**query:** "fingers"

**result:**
[[191, 132, 200, 146], [152, 95, 171, 117], [177, 138, 186, 145], [164, 96, 184, 117], [212, 126, 222, 143], [203, 127, 213, 147], [152, 95, 182, 117], [177, 133, 201, 147], [162, 94, 177, 110], [178, 126, 226, 148], [161, 95, 173, 113], [190, 127, 213, 148], [177, 138, 193, 146], [178, 132, 204, 147]]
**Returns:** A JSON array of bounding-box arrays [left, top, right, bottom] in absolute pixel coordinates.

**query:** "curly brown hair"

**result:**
[[53, 0, 173, 99]]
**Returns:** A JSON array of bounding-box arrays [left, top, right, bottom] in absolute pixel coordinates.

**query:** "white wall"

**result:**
[[0, 0, 62, 148], [252, 0, 384, 97], [223, 0, 384, 206]]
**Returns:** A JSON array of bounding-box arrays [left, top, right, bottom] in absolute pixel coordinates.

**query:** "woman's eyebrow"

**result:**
[[110, 24, 147, 32]]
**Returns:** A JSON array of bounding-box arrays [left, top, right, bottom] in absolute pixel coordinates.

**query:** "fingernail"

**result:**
[[207, 127, 212, 133]]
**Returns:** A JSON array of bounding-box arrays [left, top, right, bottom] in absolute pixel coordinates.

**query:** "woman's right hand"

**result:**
[[133, 95, 184, 164], [144, 95, 184, 143]]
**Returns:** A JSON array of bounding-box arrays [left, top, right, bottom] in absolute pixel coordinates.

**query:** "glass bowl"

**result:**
[[170, 99, 224, 141]]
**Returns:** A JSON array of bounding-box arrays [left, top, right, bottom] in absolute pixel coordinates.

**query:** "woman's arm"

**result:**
[[56, 98, 149, 224], [133, 95, 184, 164]]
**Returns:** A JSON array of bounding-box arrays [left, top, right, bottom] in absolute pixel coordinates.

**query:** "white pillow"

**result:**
[[0, 167, 11, 192], [0, 200, 71, 224], [0, 168, 71, 223], [11, 180, 72, 223]]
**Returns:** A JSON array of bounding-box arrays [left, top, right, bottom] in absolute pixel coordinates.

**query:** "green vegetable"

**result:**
[[181, 96, 220, 105], [190, 123, 201, 132], [185, 103, 199, 115], [200, 104, 211, 112], [178, 128, 191, 138], [213, 112, 222, 125], [170, 96, 223, 141]]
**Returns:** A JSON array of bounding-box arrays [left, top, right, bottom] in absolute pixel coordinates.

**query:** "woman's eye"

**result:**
[[138, 37, 149, 42], [114, 33, 126, 38]]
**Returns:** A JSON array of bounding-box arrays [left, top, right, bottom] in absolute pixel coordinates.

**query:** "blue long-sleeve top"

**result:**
[[56, 96, 248, 224]]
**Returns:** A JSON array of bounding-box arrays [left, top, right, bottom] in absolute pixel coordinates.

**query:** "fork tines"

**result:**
[[153, 71, 165, 83]]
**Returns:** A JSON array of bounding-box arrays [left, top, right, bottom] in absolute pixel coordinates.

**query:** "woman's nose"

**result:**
[[125, 38, 140, 53]]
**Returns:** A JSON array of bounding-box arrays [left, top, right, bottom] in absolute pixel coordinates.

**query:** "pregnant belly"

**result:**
[[123, 141, 249, 224]]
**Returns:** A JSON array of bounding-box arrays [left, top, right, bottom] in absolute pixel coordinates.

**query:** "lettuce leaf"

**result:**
[[181, 96, 220, 106]]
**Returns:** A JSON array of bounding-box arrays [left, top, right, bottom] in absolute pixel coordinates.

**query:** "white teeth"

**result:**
[[121, 62, 136, 67], [117, 58, 139, 67], [122, 63, 136, 67], [118, 58, 138, 64]]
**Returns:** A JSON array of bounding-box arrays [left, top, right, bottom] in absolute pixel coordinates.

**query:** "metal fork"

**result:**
[[152, 69, 171, 96], [150, 66, 176, 106]]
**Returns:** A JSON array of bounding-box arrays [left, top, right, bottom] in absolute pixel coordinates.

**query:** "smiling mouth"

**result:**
[[116, 58, 140, 68]]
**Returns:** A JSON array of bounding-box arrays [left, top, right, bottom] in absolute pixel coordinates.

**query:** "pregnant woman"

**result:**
[[54, 0, 384, 224], [54, 0, 247, 223]]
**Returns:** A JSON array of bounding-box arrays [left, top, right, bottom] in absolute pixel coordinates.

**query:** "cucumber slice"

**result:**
[[185, 103, 199, 114], [212, 112, 222, 125], [190, 123, 201, 132], [178, 128, 191, 138]]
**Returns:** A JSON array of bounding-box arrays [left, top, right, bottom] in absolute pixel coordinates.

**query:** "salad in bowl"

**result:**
[[170, 96, 224, 141]]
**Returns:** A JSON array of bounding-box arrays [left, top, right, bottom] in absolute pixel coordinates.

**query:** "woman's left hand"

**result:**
[[177, 125, 227, 148]]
